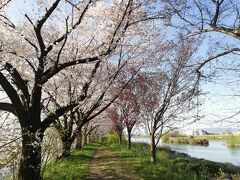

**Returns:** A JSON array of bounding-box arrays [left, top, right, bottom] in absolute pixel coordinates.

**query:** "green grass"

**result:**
[[100, 134, 240, 180], [43, 143, 98, 180], [162, 135, 209, 146], [42, 134, 240, 180], [226, 135, 240, 147], [193, 135, 240, 147]]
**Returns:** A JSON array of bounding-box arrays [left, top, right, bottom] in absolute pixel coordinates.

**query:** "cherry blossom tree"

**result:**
[[0, 0, 154, 179], [141, 36, 200, 163], [45, 56, 138, 156], [107, 104, 125, 144], [111, 69, 145, 149]]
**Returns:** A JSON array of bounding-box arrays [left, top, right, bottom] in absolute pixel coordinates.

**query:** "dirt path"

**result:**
[[87, 146, 142, 180]]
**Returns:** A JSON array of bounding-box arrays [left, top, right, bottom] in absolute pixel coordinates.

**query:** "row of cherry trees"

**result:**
[[0, 0, 167, 179], [108, 0, 240, 163], [1, 0, 240, 179], [108, 36, 200, 162], [0, 0, 157, 179]]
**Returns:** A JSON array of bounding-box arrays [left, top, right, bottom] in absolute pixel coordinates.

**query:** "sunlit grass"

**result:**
[[100, 134, 240, 180], [43, 143, 98, 180], [43, 134, 240, 180]]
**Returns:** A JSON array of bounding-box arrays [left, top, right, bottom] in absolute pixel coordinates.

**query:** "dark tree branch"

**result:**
[[40, 103, 78, 134], [37, 0, 61, 29], [0, 71, 25, 116], [81, 61, 101, 98], [196, 47, 240, 72], [44, 0, 92, 54], [107, 0, 133, 53], [25, 14, 35, 27], [65, 0, 81, 11], [56, 17, 69, 67], [4, 63, 30, 104], [34, 0, 61, 56], [0, 102, 17, 115], [0, 14, 15, 28], [38, 0, 135, 85], [0, 136, 21, 149], [81, 62, 127, 121], [8, 51, 36, 73], [0, 0, 11, 10], [210, 0, 224, 27], [40, 56, 100, 84], [87, 67, 141, 121]]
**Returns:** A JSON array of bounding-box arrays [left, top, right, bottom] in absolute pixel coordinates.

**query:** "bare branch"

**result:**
[[0, 0, 11, 10], [0, 136, 21, 149], [196, 47, 240, 72], [87, 67, 141, 121], [56, 17, 69, 66], [40, 103, 79, 134], [34, 0, 61, 56]]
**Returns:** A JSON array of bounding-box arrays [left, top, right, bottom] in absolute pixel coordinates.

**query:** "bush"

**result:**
[[161, 134, 169, 143], [163, 136, 209, 145], [100, 133, 127, 144]]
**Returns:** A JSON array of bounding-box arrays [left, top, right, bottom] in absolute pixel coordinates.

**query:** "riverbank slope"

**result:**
[[43, 134, 240, 180]]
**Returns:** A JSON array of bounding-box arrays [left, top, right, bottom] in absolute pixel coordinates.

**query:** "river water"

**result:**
[[132, 137, 240, 166]]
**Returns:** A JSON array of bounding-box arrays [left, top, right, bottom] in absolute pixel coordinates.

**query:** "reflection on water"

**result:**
[[132, 137, 240, 166]]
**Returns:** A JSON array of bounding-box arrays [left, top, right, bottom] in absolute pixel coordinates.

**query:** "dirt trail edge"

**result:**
[[87, 145, 142, 180]]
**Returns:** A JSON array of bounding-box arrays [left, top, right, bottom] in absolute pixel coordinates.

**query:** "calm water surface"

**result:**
[[132, 137, 240, 166]]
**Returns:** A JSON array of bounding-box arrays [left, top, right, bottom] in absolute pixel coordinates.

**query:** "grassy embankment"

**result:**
[[43, 134, 240, 180], [148, 133, 240, 147], [161, 134, 209, 145], [194, 134, 240, 147], [226, 135, 240, 147], [100, 134, 240, 180], [132, 134, 209, 145]]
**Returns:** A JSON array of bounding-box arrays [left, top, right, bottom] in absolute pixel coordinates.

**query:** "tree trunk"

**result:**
[[75, 131, 82, 150], [17, 85, 44, 180], [61, 140, 72, 157], [127, 129, 132, 149], [18, 131, 42, 180], [83, 134, 88, 145], [87, 135, 90, 144], [150, 133, 156, 163], [118, 133, 122, 144]]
